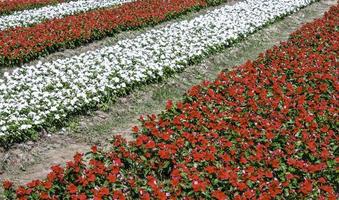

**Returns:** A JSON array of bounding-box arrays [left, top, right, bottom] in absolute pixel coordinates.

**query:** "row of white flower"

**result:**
[[0, 0, 134, 31], [0, 0, 315, 140]]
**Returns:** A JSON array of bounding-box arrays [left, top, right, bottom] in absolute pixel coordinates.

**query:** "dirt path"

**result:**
[[0, 0, 336, 195]]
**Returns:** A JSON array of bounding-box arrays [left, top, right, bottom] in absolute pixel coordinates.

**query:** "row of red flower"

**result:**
[[0, 0, 223, 67], [3, 3, 338, 200], [0, 0, 65, 15]]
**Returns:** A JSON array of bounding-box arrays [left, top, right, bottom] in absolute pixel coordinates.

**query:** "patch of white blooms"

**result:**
[[0, 0, 315, 138], [0, 0, 134, 30]]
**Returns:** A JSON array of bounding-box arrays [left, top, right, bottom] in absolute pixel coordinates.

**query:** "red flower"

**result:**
[[218, 170, 230, 180], [158, 150, 170, 159], [320, 185, 334, 194], [212, 190, 228, 200], [300, 179, 313, 195], [42, 181, 52, 190], [220, 154, 231, 162], [266, 132, 274, 140], [140, 190, 151, 200], [39, 192, 49, 199], [192, 180, 207, 192], [50, 165, 63, 174], [67, 184, 78, 194], [74, 152, 83, 163], [132, 126, 139, 133], [98, 187, 109, 196], [15, 186, 27, 196], [240, 156, 247, 164], [113, 190, 125, 199], [166, 100, 173, 110], [107, 173, 117, 183], [91, 145, 98, 153], [145, 140, 156, 149], [319, 83, 327, 92], [78, 193, 88, 200], [271, 159, 280, 168], [2, 180, 13, 190]]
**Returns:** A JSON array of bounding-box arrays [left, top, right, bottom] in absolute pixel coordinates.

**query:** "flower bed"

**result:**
[[0, 0, 211, 66], [3, 3, 338, 199], [0, 0, 316, 145], [0, 0, 66, 15], [0, 0, 133, 31]]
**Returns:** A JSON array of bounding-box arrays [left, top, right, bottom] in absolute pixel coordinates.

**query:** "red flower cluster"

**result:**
[[0, 0, 209, 67], [0, 0, 64, 15], [3, 3, 338, 200]]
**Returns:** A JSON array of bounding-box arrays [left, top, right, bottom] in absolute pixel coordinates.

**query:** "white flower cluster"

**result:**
[[0, 0, 314, 139], [0, 0, 134, 31]]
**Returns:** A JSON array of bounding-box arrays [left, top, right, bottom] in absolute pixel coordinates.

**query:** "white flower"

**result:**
[[19, 124, 32, 130], [1, 126, 7, 132]]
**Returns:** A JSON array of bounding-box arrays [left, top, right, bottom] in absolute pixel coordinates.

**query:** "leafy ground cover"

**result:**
[[3, 2, 338, 199]]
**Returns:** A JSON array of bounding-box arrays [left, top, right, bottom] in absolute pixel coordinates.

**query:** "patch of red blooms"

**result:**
[[2, 180, 12, 190], [0, 0, 208, 66], [3, 3, 338, 200], [0, 0, 64, 15]]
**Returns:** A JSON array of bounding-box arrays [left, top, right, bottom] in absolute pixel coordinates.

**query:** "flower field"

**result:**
[[0, 0, 133, 30], [0, 0, 338, 199], [0, 0, 316, 145], [0, 0, 67, 15], [3, 2, 338, 199], [0, 0, 209, 66]]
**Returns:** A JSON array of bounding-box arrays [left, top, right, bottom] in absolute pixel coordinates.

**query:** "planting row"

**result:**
[[0, 0, 67, 15], [0, 0, 133, 31], [0, 0, 316, 144], [3, 3, 338, 198], [0, 0, 211, 67]]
